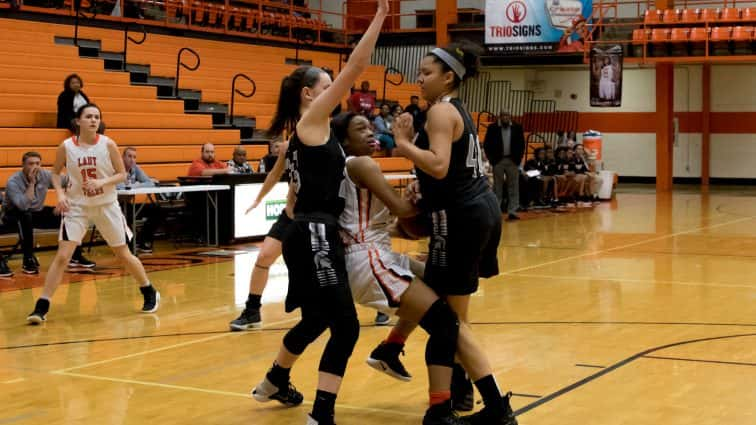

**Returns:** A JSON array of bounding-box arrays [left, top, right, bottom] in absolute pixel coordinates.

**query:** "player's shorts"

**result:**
[[267, 211, 293, 241], [424, 191, 501, 296], [345, 243, 413, 315], [61, 201, 132, 247], [281, 217, 354, 316]]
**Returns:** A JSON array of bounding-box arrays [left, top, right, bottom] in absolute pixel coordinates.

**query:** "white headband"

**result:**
[[431, 48, 466, 79]]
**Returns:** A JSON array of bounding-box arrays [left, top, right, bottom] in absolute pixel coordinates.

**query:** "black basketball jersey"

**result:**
[[414, 97, 490, 211], [285, 131, 346, 218]]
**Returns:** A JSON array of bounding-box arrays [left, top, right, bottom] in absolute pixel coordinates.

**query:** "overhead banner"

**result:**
[[485, 0, 592, 55], [590, 45, 623, 107]]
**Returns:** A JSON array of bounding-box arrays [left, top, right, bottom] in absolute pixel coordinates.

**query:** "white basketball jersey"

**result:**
[[601, 65, 613, 82], [64, 135, 118, 206], [339, 157, 393, 247]]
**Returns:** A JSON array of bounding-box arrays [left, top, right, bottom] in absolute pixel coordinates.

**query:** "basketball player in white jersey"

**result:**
[[333, 111, 515, 425], [599, 57, 615, 100], [27, 104, 159, 324]]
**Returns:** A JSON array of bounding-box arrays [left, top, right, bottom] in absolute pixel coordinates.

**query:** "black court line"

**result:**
[[512, 393, 542, 399], [575, 364, 605, 369], [513, 332, 756, 417], [642, 355, 756, 367], [3, 321, 756, 351]]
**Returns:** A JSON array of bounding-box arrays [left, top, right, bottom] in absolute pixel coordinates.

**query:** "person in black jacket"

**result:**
[[56, 74, 90, 132], [483, 110, 525, 219]]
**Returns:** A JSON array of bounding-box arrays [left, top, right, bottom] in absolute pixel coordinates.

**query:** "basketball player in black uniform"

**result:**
[[248, 2, 418, 424], [384, 41, 518, 425]]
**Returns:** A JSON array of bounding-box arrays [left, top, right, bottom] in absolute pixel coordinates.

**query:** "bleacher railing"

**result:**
[[13, 0, 351, 48], [585, 0, 756, 64], [381, 66, 403, 106], [174, 47, 201, 97], [122, 22, 147, 70], [230, 73, 257, 126]]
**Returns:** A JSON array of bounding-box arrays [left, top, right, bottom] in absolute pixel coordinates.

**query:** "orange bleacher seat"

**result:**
[[632, 29, 648, 44], [689, 27, 708, 41], [651, 28, 670, 43], [710, 26, 731, 41], [699, 8, 719, 22], [743, 8, 755, 21], [192, 1, 206, 24], [644, 9, 662, 25], [680, 8, 698, 24], [731, 26, 753, 41], [663, 9, 679, 24], [670, 28, 689, 42], [720, 8, 740, 22]]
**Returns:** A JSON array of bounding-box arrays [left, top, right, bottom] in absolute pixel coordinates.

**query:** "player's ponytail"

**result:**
[[268, 66, 326, 138]]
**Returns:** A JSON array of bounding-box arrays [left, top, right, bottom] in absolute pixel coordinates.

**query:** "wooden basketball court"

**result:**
[[1, 189, 755, 424]]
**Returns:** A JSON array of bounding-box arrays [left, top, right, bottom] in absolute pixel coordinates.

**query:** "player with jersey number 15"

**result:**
[[27, 103, 160, 325]]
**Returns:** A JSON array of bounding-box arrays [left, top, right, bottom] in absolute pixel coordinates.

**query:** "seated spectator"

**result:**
[[404, 95, 426, 132], [260, 139, 283, 173], [565, 147, 590, 207], [117, 147, 161, 253], [1, 152, 95, 275], [349, 80, 376, 117], [57, 74, 90, 132], [523, 147, 551, 208], [227, 146, 254, 174], [373, 103, 396, 156], [574, 144, 602, 205], [554, 146, 578, 209], [391, 104, 403, 118], [188, 143, 231, 177], [542, 146, 559, 204]]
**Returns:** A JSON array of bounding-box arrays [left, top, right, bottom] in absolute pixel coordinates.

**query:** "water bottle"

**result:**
[[259, 158, 266, 173]]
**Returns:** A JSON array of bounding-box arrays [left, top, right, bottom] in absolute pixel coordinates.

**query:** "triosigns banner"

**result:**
[[485, 0, 593, 54]]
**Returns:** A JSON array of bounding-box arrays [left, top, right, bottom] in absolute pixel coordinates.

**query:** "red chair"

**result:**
[[663, 9, 679, 24], [680, 9, 698, 24], [651, 28, 670, 43], [191, 1, 205, 25], [731, 26, 753, 41], [699, 8, 719, 22], [670, 28, 689, 42], [710, 26, 732, 41], [720, 8, 740, 22], [644, 9, 662, 25], [743, 8, 755, 22], [632, 28, 648, 44], [689, 27, 708, 42]]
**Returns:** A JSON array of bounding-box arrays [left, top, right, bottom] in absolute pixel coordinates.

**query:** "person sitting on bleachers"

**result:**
[[56, 74, 90, 132], [349, 80, 376, 117], [403, 95, 426, 133], [226, 146, 254, 174], [117, 147, 161, 253], [259, 139, 282, 174], [188, 143, 231, 177], [373, 103, 395, 156], [2, 152, 95, 275]]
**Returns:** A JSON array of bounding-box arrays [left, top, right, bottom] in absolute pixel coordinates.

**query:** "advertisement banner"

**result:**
[[485, 0, 592, 54], [589, 45, 623, 107]]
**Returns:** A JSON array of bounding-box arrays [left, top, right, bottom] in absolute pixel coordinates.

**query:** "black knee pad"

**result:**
[[283, 317, 328, 356], [419, 299, 459, 368], [318, 314, 360, 376]]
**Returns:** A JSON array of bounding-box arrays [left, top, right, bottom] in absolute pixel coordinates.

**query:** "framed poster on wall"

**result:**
[[590, 45, 623, 107]]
